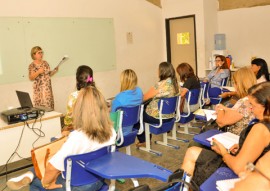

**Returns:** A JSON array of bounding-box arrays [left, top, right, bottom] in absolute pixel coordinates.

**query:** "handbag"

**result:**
[[31, 136, 67, 179]]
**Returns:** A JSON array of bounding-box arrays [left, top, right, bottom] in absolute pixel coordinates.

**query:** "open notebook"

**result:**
[[16, 90, 53, 112], [216, 178, 240, 191], [207, 132, 239, 149]]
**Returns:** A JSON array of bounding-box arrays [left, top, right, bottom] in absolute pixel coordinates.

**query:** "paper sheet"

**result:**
[[207, 132, 239, 149]]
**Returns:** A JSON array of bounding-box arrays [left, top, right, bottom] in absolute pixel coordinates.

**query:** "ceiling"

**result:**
[[146, 0, 270, 10]]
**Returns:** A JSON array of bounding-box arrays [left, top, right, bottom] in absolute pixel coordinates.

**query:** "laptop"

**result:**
[[16, 90, 53, 112]]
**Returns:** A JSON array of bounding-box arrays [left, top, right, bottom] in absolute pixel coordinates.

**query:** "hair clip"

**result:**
[[86, 75, 93, 83]]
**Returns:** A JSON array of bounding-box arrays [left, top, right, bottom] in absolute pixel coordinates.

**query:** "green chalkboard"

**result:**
[[0, 17, 116, 84]]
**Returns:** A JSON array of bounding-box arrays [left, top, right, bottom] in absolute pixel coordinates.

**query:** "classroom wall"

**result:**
[[161, 0, 218, 78], [217, 5, 270, 67], [0, 0, 164, 113]]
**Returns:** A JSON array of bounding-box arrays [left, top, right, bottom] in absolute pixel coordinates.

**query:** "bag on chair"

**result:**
[[31, 136, 67, 179]]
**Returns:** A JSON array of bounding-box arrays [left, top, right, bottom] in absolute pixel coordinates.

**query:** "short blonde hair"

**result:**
[[72, 86, 113, 143], [233, 67, 257, 98], [120, 69, 138, 92], [30, 46, 42, 60]]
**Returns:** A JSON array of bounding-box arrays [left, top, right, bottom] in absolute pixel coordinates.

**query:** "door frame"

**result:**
[[165, 15, 198, 75]]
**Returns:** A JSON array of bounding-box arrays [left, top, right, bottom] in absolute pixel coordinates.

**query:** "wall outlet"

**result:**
[[127, 32, 133, 44]]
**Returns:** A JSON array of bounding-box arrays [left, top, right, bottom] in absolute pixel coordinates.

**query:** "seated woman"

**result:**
[[215, 67, 257, 135], [111, 69, 143, 135], [251, 58, 270, 83], [204, 55, 230, 88], [220, 57, 270, 102], [181, 82, 270, 189], [176, 62, 200, 113], [135, 62, 179, 147], [62, 65, 95, 134], [231, 151, 270, 191], [6, 86, 116, 191]]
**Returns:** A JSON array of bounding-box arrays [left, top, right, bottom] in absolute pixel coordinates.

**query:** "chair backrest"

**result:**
[[221, 77, 228, 87], [115, 104, 144, 146], [63, 146, 112, 189], [180, 88, 201, 118], [186, 88, 201, 105], [110, 111, 123, 144], [157, 96, 178, 115], [151, 96, 179, 128], [116, 105, 141, 127]]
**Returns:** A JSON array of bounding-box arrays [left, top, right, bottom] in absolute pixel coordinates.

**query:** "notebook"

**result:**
[[16, 90, 53, 112], [207, 132, 239, 149], [216, 178, 240, 191]]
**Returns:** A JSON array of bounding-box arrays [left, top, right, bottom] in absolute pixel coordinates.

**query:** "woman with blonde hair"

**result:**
[[111, 69, 143, 135], [29, 46, 58, 109], [7, 86, 116, 190], [215, 67, 257, 135]]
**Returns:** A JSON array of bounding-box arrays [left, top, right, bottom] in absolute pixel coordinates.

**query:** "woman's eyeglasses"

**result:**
[[215, 60, 222, 62], [240, 162, 270, 182]]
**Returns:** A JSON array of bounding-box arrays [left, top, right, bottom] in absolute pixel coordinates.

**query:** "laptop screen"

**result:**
[[16, 91, 33, 108]]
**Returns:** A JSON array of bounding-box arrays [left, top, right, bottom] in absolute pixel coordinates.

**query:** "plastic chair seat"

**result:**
[[150, 119, 175, 135], [179, 113, 194, 123], [117, 130, 138, 148]]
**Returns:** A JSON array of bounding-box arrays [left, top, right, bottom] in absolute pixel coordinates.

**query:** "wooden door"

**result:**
[[166, 15, 197, 74]]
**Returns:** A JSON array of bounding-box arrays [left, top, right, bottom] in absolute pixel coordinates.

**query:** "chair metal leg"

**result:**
[[126, 146, 131, 155], [167, 124, 189, 143], [131, 178, 139, 187], [177, 123, 198, 135], [109, 179, 116, 191], [138, 124, 162, 156], [155, 133, 180, 149]]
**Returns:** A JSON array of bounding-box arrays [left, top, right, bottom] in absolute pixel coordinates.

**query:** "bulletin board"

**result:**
[[0, 17, 116, 84]]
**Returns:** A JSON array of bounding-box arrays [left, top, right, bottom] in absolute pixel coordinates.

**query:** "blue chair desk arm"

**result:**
[[200, 167, 238, 191], [85, 152, 172, 182], [193, 129, 223, 147]]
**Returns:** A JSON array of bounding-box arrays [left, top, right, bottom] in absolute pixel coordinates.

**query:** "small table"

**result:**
[[193, 129, 222, 147], [85, 152, 172, 182]]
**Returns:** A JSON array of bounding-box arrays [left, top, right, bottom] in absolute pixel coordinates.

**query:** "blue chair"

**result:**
[[62, 146, 113, 191], [138, 96, 180, 156], [200, 82, 209, 108], [177, 88, 201, 135], [167, 95, 190, 143], [207, 77, 228, 106], [115, 104, 144, 155]]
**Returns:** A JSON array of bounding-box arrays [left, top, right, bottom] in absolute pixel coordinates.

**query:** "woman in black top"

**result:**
[[176, 63, 200, 113], [180, 82, 270, 189]]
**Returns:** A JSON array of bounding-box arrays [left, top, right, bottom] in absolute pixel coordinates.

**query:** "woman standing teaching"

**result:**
[[29, 46, 58, 109]]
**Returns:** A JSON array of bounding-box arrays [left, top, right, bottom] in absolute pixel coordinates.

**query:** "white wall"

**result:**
[[218, 5, 270, 67], [161, 0, 219, 78], [0, 0, 164, 113]]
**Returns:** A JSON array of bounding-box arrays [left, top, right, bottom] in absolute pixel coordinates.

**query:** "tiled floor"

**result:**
[[0, 129, 197, 191]]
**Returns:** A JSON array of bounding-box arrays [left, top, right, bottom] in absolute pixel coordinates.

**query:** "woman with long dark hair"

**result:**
[[136, 62, 179, 147]]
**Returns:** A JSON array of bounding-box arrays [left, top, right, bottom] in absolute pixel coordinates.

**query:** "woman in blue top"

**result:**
[[111, 69, 143, 135], [204, 55, 230, 88]]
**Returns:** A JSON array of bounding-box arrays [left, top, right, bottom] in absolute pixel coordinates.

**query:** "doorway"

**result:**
[[166, 15, 197, 74]]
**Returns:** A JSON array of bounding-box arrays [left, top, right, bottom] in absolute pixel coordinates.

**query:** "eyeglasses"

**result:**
[[239, 162, 270, 182], [215, 60, 222, 62], [36, 51, 44, 54]]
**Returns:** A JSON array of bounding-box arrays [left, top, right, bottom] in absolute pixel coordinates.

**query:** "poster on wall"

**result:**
[[177, 32, 190, 45]]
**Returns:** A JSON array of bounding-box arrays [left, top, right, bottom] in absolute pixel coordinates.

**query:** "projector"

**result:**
[[1, 108, 40, 124]]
